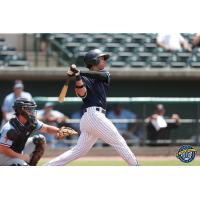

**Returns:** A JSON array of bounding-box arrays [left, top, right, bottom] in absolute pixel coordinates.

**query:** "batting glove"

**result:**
[[70, 64, 80, 76], [67, 67, 75, 77]]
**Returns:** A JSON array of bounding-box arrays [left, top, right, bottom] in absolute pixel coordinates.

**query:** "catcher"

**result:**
[[0, 97, 77, 166]]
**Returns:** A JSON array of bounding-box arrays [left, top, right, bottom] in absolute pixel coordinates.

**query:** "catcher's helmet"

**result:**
[[84, 49, 110, 68], [13, 97, 37, 117]]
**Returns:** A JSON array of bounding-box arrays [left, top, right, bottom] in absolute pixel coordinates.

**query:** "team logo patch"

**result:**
[[176, 145, 197, 163]]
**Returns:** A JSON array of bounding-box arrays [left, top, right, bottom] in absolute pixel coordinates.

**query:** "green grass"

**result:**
[[68, 160, 200, 166], [40, 159, 200, 166]]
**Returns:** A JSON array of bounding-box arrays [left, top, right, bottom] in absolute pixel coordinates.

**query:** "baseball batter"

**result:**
[[46, 49, 139, 166]]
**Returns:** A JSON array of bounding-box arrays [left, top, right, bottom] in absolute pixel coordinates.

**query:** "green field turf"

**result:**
[[40, 159, 200, 166], [68, 160, 200, 166]]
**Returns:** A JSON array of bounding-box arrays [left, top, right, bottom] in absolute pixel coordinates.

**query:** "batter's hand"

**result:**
[[67, 67, 75, 77], [70, 64, 80, 76]]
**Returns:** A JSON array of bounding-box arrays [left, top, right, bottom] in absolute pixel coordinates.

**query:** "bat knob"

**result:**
[[71, 64, 76, 69]]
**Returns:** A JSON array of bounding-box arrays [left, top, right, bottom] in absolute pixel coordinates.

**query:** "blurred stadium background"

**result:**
[[1, 33, 200, 165]]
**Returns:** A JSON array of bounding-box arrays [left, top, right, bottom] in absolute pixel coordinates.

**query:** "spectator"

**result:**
[[156, 33, 192, 52], [37, 102, 69, 148], [146, 104, 181, 146], [1, 80, 32, 127], [192, 33, 200, 48], [107, 104, 140, 144]]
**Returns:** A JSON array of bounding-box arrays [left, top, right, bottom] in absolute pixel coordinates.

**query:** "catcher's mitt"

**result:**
[[56, 126, 78, 140]]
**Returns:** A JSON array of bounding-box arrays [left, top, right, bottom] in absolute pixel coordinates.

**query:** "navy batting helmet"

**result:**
[[84, 49, 110, 68]]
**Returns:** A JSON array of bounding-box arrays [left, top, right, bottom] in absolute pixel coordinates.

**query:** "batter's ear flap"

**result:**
[[93, 57, 100, 65]]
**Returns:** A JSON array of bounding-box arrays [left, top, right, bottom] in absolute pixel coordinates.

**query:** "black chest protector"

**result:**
[[8, 118, 36, 153]]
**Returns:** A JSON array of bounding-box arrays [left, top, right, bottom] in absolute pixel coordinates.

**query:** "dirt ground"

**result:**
[[43, 155, 200, 162]]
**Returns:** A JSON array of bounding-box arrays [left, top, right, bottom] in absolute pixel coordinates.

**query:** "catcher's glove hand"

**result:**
[[56, 126, 78, 140]]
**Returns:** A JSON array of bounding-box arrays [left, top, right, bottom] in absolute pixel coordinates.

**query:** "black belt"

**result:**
[[84, 107, 106, 114]]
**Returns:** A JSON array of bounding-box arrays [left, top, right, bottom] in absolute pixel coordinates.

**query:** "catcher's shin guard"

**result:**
[[29, 135, 46, 166]]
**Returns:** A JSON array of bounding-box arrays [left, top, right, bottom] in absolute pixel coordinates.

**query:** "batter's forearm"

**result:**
[[75, 75, 87, 98]]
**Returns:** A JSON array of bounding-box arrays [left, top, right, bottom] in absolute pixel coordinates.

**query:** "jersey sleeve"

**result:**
[[0, 124, 14, 147], [34, 120, 44, 132]]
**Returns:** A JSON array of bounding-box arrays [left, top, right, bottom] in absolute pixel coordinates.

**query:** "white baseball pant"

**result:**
[[46, 107, 139, 166]]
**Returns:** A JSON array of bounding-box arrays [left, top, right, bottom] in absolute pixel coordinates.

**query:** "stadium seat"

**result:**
[[89, 34, 109, 43], [116, 52, 133, 62], [129, 61, 147, 68], [52, 34, 71, 42], [105, 43, 120, 53], [134, 46, 145, 53], [137, 52, 152, 62], [123, 43, 140, 52], [157, 52, 172, 62], [6, 47, 16, 51], [47, 33, 198, 70], [109, 34, 127, 43], [192, 48, 200, 54], [81, 43, 101, 52], [187, 55, 198, 66], [149, 61, 167, 68], [0, 45, 8, 51], [190, 62, 200, 68], [72, 34, 90, 43], [132, 34, 146, 44], [110, 61, 126, 68], [146, 34, 157, 43], [153, 47, 164, 53], [0, 51, 17, 61], [0, 37, 30, 67], [6, 60, 30, 67], [176, 52, 191, 62], [144, 43, 157, 52], [169, 61, 187, 68], [195, 52, 200, 61]]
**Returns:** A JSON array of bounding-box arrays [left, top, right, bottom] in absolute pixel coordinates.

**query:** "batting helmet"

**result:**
[[13, 97, 37, 117], [84, 49, 110, 68]]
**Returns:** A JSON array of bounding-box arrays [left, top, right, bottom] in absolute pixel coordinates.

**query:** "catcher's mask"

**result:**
[[84, 49, 110, 68], [13, 97, 37, 119]]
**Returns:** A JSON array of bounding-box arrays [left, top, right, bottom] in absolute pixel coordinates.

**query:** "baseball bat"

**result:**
[[58, 77, 70, 103]]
